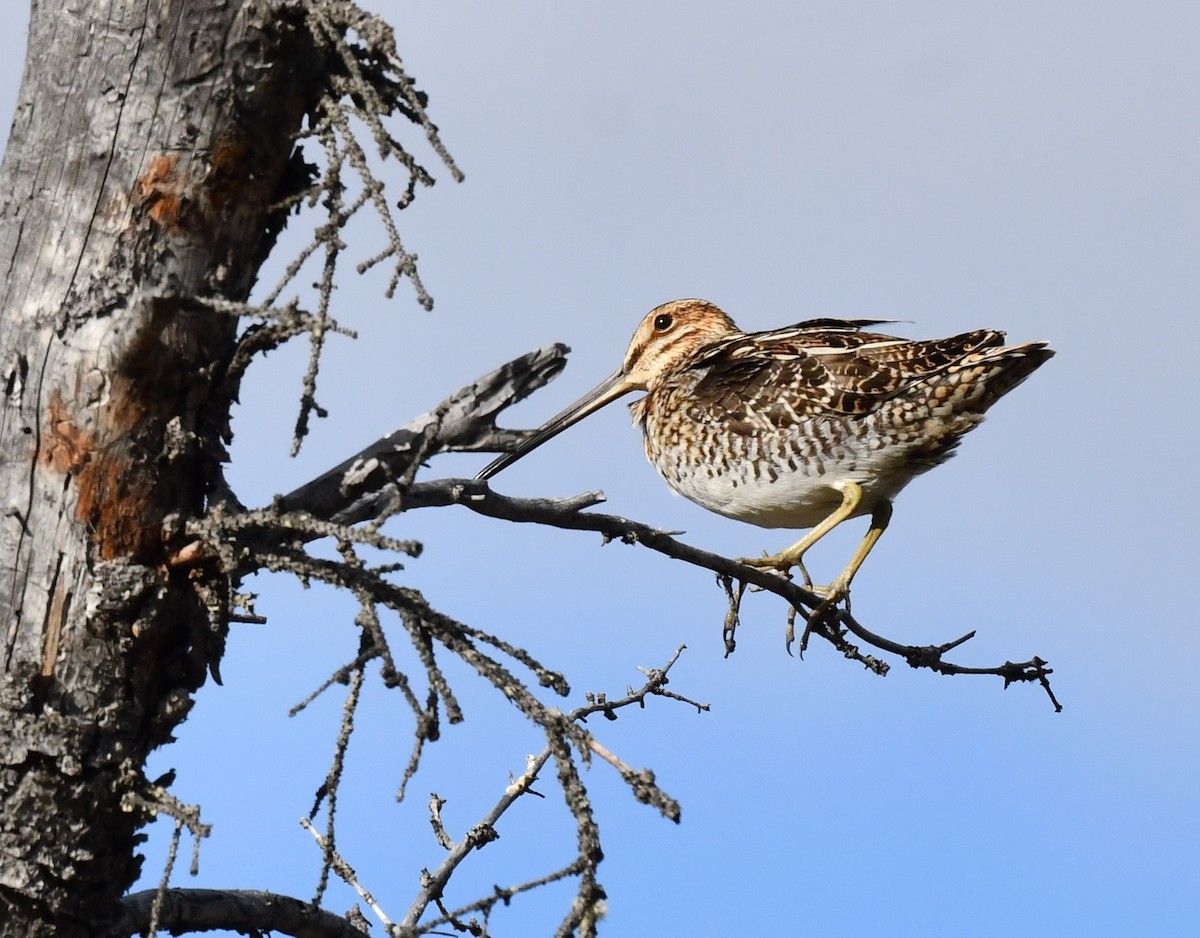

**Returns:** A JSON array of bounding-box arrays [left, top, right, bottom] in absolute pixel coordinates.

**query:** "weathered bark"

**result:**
[[118, 888, 371, 938], [0, 1, 321, 933]]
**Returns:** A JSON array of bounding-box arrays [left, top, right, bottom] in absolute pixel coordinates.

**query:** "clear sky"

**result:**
[[4, 2, 1198, 935]]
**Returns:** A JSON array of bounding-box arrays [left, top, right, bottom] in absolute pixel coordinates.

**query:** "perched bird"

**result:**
[[477, 299, 1053, 606]]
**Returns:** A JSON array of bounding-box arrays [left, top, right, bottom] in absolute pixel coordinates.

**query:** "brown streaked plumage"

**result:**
[[478, 299, 1053, 605]]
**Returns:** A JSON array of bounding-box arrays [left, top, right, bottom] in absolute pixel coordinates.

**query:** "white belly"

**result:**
[[665, 464, 856, 528], [641, 412, 942, 530]]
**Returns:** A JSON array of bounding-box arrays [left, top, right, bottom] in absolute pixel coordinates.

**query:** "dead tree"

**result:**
[[0, 2, 1057, 936], [0, 1, 427, 933]]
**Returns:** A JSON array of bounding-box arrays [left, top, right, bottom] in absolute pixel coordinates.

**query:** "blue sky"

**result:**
[[4, 2, 1197, 935]]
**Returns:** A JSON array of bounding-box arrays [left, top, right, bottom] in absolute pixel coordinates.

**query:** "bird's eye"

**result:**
[[653, 313, 674, 332]]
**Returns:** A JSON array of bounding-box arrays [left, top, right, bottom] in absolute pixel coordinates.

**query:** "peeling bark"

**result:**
[[0, 1, 323, 933]]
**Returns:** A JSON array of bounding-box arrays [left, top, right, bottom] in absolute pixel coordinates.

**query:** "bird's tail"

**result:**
[[964, 340, 1055, 413]]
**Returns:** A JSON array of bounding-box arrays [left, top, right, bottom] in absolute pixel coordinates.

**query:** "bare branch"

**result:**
[[279, 343, 569, 523], [116, 887, 370, 938], [427, 793, 455, 850], [397, 478, 1061, 708], [309, 660, 365, 905]]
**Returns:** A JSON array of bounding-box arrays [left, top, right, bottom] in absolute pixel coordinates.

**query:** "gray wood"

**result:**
[[0, 2, 321, 933]]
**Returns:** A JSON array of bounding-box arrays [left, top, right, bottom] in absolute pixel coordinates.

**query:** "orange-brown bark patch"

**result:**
[[40, 390, 95, 475], [75, 441, 160, 562], [136, 153, 185, 231], [41, 390, 162, 562]]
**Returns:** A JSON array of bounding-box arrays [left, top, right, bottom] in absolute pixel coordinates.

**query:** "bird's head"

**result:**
[[620, 299, 738, 390], [475, 299, 738, 481]]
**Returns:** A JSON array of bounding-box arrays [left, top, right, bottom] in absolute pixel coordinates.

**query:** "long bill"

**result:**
[[476, 368, 639, 481]]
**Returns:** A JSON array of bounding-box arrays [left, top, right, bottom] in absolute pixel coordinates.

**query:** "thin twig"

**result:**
[[300, 817, 394, 932], [398, 649, 699, 932]]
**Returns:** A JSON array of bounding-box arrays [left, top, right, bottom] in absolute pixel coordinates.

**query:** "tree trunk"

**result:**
[[0, 1, 319, 933]]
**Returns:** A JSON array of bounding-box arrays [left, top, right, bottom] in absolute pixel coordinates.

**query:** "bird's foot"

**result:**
[[737, 551, 814, 588], [784, 577, 852, 657], [807, 575, 851, 621], [806, 580, 844, 600]]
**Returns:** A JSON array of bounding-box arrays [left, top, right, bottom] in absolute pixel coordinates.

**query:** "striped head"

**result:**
[[620, 299, 739, 390]]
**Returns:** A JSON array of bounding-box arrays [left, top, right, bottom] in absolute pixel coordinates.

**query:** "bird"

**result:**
[[477, 299, 1053, 607]]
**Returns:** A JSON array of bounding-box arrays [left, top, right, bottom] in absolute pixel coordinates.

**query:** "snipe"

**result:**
[[478, 299, 1053, 607]]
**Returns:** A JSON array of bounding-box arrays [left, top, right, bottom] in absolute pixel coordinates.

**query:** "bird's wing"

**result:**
[[686, 326, 1006, 425]]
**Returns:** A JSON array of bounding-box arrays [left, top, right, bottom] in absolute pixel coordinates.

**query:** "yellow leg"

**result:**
[[814, 500, 893, 605], [740, 482, 865, 575]]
